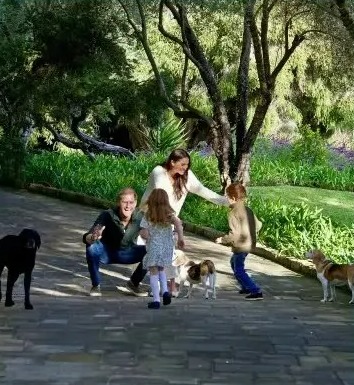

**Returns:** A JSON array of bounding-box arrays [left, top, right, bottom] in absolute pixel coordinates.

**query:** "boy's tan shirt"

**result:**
[[220, 201, 262, 253]]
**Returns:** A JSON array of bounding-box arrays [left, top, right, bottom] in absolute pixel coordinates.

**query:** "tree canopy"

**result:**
[[1, 0, 354, 185]]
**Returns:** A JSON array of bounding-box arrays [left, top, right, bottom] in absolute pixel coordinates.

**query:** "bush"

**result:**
[[23, 150, 354, 263], [0, 135, 27, 187], [250, 197, 354, 263], [291, 125, 329, 166]]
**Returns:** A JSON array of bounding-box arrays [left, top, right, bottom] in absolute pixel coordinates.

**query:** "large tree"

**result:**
[[0, 0, 137, 158], [118, 0, 331, 188]]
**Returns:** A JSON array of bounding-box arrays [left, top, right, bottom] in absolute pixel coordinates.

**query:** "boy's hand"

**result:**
[[215, 237, 222, 244]]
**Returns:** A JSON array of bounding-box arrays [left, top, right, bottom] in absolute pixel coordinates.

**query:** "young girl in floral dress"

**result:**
[[140, 188, 185, 309]]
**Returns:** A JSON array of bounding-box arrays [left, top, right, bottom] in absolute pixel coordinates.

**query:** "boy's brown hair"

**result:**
[[225, 182, 247, 201], [146, 188, 175, 225]]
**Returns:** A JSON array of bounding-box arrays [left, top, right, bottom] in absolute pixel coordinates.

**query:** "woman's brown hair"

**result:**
[[146, 188, 175, 225], [162, 148, 190, 200], [225, 183, 247, 201]]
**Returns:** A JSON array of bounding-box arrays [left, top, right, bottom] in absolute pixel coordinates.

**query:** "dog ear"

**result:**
[[34, 231, 41, 250]]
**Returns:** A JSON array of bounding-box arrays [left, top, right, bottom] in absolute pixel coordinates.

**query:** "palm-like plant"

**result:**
[[135, 118, 189, 153]]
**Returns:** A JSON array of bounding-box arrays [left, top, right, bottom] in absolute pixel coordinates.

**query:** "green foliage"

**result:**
[[0, 134, 27, 187], [251, 198, 354, 263], [137, 118, 189, 153], [29, 0, 128, 73], [24, 150, 354, 263], [251, 157, 354, 191], [291, 125, 330, 165]]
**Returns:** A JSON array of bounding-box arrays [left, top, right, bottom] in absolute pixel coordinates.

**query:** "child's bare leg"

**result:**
[[169, 278, 177, 294]]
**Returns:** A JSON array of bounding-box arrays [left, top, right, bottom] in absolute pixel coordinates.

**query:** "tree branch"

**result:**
[[249, 5, 267, 93], [118, 0, 176, 110], [334, 0, 354, 41], [284, 9, 310, 50], [158, 1, 205, 69], [261, 0, 271, 79], [180, 55, 189, 102], [69, 111, 135, 157], [271, 34, 305, 81]]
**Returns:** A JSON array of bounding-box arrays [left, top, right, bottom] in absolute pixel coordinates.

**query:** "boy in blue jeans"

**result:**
[[216, 183, 263, 300]]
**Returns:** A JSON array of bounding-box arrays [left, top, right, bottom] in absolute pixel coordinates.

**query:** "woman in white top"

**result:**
[[140, 148, 229, 295], [140, 148, 228, 215]]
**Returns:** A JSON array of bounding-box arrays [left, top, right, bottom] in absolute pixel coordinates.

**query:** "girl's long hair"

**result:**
[[161, 148, 190, 200], [146, 188, 175, 225]]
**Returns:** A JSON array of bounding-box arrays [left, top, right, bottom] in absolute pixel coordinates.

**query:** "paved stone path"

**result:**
[[0, 187, 353, 385]]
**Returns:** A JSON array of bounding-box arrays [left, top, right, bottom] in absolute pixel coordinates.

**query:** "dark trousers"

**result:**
[[86, 241, 147, 287], [230, 252, 261, 294]]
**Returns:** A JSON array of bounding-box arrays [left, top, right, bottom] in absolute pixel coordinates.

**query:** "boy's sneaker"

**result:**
[[148, 301, 160, 309], [239, 289, 251, 295], [125, 280, 148, 297], [162, 291, 172, 306], [89, 285, 102, 297], [245, 292, 263, 300]]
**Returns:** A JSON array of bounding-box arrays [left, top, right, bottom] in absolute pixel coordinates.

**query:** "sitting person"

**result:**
[[216, 182, 263, 300], [83, 187, 147, 297]]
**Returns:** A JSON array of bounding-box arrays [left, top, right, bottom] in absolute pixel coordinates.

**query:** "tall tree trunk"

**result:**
[[212, 103, 232, 190], [231, 0, 255, 184]]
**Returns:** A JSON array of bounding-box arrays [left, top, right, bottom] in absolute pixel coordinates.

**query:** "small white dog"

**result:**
[[172, 250, 217, 299]]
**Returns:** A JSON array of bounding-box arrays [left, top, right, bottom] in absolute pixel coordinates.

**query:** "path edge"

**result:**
[[25, 183, 318, 281]]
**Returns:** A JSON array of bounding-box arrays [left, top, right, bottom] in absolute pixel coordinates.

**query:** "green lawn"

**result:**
[[250, 185, 354, 227]]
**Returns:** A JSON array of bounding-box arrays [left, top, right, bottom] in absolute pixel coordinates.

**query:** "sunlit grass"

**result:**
[[23, 150, 354, 263], [250, 186, 354, 227]]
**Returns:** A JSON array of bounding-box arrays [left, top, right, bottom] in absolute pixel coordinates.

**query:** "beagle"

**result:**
[[172, 250, 216, 299], [307, 249, 354, 304]]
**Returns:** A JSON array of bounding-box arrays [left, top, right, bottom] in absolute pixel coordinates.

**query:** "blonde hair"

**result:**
[[225, 182, 247, 201], [116, 187, 137, 202], [146, 188, 174, 225]]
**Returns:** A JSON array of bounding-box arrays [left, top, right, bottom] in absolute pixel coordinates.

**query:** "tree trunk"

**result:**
[[236, 152, 251, 186], [211, 103, 232, 190], [244, 93, 272, 153], [231, 0, 255, 183]]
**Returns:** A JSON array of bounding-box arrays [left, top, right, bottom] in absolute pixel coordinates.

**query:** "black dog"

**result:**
[[0, 228, 41, 309]]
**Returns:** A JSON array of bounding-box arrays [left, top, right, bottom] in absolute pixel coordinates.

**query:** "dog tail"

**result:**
[[200, 260, 216, 276]]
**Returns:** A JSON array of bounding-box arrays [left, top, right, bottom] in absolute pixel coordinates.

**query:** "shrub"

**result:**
[[291, 125, 329, 166], [250, 197, 354, 263], [0, 134, 27, 187], [23, 150, 354, 263]]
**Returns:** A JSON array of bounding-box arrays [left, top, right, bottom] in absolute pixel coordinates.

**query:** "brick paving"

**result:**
[[0, 187, 353, 385]]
